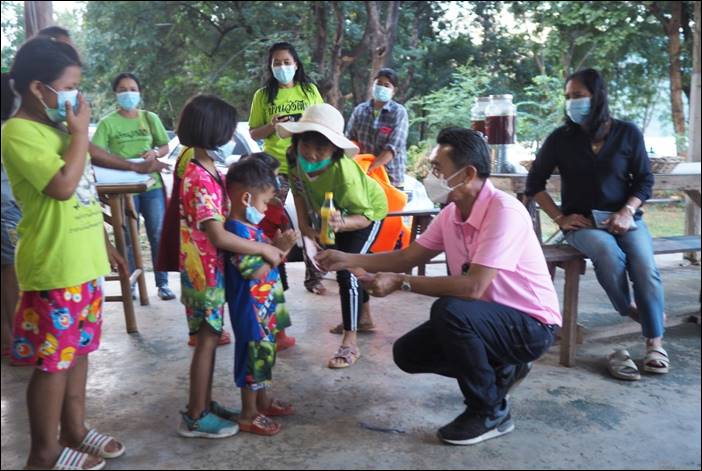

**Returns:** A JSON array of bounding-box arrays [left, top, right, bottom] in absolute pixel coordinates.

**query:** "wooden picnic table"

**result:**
[[97, 180, 153, 333], [491, 172, 702, 239]]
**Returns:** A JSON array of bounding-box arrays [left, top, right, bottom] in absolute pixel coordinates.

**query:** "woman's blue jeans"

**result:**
[[565, 220, 665, 339]]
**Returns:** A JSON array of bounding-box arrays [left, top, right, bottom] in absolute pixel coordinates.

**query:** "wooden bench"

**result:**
[[546, 235, 701, 367]]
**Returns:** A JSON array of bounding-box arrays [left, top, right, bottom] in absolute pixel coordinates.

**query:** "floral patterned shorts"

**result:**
[[11, 278, 103, 373]]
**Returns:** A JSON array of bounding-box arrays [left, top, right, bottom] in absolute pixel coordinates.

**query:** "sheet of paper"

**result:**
[[303, 236, 322, 271], [93, 158, 154, 185]]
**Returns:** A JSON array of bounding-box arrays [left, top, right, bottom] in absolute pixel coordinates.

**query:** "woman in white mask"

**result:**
[[249, 42, 328, 298]]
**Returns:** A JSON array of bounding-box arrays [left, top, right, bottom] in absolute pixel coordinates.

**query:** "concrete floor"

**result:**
[[1, 255, 700, 469]]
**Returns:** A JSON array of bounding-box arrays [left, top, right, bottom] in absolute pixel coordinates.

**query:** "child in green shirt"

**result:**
[[278, 104, 388, 370]]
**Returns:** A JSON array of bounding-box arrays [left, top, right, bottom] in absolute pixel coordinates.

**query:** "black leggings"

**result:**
[[334, 220, 382, 331]]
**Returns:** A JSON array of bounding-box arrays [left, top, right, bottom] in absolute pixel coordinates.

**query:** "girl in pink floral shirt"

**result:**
[[173, 95, 287, 439]]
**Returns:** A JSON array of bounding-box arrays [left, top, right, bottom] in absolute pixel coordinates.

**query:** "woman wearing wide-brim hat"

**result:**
[[278, 104, 388, 369]]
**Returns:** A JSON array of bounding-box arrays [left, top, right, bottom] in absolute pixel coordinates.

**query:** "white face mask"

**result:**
[[423, 167, 467, 204]]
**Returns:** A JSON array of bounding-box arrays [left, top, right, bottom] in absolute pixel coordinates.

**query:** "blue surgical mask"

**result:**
[[566, 97, 591, 125], [206, 139, 236, 164], [245, 196, 265, 225], [298, 152, 332, 174], [41, 84, 78, 123], [272, 65, 296, 85], [116, 91, 140, 111], [372, 83, 393, 103]]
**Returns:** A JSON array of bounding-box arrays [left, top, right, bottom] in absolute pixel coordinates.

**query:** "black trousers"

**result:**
[[333, 220, 382, 331], [393, 297, 554, 415]]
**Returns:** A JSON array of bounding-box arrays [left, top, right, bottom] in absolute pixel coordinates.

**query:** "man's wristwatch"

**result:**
[[400, 276, 412, 292], [625, 205, 636, 216]]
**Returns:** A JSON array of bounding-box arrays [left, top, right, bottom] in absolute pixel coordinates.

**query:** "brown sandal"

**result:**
[[238, 414, 281, 436], [260, 399, 294, 417], [328, 345, 361, 369]]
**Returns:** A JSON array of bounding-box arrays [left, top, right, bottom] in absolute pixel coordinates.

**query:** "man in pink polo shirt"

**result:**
[[317, 127, 561, 446]]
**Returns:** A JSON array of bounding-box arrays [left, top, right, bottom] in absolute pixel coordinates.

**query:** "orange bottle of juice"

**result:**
[[319, 192, 336, 245]]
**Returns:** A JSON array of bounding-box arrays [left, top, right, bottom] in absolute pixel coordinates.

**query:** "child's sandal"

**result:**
[[77, 429, 125, 459], [261, 399, 294, 417], [238, 414, 281, 436], [328, 345, 360, 369]]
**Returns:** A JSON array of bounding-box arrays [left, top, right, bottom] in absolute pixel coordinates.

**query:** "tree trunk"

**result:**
[[367, 1, 401, 98], [401, 7, 421, 102], [650, 1, 686, 156], [685, 0, 701, 263], [323, 1, 373, 108], [313, 3, 329, 94], [315, 1, 401, 107], [24, 1, 53, 37], [349, 62, 367, 105]]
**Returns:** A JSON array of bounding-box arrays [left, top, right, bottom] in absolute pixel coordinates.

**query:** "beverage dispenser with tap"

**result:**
[[485, 94, 517, 173]]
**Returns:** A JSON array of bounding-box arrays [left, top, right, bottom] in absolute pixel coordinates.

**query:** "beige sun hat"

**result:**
[[276, 103, 359, 156]]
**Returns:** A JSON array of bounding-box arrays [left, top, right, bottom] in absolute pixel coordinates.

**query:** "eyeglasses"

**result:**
[[430, 166, 467, 180]]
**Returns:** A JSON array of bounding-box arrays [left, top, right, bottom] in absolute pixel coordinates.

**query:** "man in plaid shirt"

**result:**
[[346, 68, 409, 189]]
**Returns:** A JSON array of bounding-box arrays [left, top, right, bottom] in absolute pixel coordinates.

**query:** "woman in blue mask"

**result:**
[[249, 42, 328, 296], [526, 68, 667, 381], [346, 68, 409, 190], [278, 104, 388, 369], [92, 73, 176, 301]]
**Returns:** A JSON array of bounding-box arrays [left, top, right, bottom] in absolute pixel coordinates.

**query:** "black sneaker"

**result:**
[[496, 362, 532, 400], [438, 402, 514, 446]]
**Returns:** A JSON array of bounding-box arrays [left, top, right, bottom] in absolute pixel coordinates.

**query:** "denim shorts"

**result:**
[[1, 199, 21, 265]]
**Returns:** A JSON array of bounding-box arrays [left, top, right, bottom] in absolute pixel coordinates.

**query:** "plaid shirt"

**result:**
[[346, 100, 409, 187]]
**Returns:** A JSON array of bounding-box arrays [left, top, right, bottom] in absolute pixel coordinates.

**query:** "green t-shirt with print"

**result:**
[[92, 109, 169, 189], [288, 156, 388, 224], [248, 83, 324, 174], [1, 118, 110, 291]]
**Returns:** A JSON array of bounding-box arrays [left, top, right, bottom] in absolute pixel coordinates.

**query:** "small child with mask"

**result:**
[[240, 153, 296, 351], [223, 157, 298, 436]]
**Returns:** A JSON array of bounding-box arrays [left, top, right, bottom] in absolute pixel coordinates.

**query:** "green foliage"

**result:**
[[1, 1, 25, 70], [0, 0, 693, 153], [515, 75, 565, 148], [405, 63, 491, 142]]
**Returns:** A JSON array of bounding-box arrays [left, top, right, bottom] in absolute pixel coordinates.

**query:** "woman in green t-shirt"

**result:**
[[92, 73, 175, 300], [249, 42, 327, 295], [278, 104, 388, 370]]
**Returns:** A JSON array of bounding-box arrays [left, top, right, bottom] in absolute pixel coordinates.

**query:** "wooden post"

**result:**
[[23, 1, 53, 37], [107, 195, 139, 333], [685, 1, 701, 263], [559, 259, 585, 367], [125, 196, 149, 307]]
